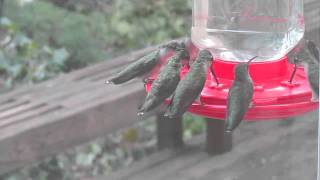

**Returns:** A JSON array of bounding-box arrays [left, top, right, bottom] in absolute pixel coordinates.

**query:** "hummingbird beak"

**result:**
[[246, 56, 258, 66]]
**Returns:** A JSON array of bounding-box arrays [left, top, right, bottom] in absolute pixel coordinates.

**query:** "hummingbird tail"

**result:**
[[138, 97, 156, 115], [225, 121, 233, 132], [225, 128, 233, 133], [163, 112, 174, 119], [105, 79, 114, 85], [163, 104, 172, 118], [137, 105, 145, 116], [137, 111, 145, 116]]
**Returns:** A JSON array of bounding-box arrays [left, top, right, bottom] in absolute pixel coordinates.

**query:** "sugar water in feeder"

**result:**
[[192, 0, 305, 62]]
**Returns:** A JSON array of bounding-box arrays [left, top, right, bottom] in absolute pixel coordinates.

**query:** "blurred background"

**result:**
[[0, 0, 318, 180], [0, 0, 191, 90]]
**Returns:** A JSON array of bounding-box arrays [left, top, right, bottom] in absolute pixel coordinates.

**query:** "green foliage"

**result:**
[[5, 0, 109, 70], [183, 113, 206, 139], [2, 118, 158, 180], [0, 17, 69, 87], [5, 0, 191, 71], [108, 0, 191, 50]]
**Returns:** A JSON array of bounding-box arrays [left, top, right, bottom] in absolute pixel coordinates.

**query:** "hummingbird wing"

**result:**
[[167, 63, 207, 118], [226, 82, 253, 131], [108, 50, 160, 84], [152, 66, 181, 97], [307, 64, 319, 97], [140, 61, 181, 113]]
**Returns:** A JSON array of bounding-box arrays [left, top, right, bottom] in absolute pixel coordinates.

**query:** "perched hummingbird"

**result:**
[[290, 39, 319, 101], [225, 57, 256, 133], [164, 50, 213, 119], [106, 41, 182, 85], [106, 50, 161, 85], [138, 45, 189, 115]]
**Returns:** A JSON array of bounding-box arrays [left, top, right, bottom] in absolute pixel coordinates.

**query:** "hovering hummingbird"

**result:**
[[138, 45, 189, 116], [106, 41, 183, 85], [225, 56, 257, 133], [164, 50, 213, 119], [288, 39, 319, 101]]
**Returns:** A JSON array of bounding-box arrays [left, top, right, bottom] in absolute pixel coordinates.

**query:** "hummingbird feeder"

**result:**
[[146, 0, 318, 120]]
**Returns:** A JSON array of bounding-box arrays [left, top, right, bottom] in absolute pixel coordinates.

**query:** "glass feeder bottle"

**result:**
[[191, 0, 305, 62]]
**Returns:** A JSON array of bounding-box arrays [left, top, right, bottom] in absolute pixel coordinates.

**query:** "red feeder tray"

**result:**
[[145, 56, 319, 121]]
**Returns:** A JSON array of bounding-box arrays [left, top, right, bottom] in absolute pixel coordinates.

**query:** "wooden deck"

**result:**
[[87, 111, 318, 180], [0, 0, 319, 177], [0, 47, 155, 175]]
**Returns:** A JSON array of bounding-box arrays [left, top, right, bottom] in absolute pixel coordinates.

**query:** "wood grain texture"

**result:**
[[87, 111, 317, 180]]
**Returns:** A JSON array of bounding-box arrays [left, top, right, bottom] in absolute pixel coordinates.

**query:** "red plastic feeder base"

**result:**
[[146, 56, 319, 121]]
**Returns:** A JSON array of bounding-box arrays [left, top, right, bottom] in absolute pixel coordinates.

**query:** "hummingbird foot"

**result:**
[[210, 65, 220, 85], [163, 112, 173, 119], [311, 94, 319, 102], [183, 63, 190, 69], [199, 101, 205, 107], [143, 78, 153, 85], [288, 62, 298, 84], [249, 102, 256, 109], [195, 96, 204, 106]]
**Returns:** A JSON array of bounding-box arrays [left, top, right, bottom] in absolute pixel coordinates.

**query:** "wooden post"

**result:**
[[156, 112, 184, 150], [206, 118, 232, 155]]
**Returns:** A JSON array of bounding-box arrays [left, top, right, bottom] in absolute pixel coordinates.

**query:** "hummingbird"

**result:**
[[225, 56, 257, 133], [106, 41, 183, 85], [164, 50, 213, 119], [288, 39, 319, 101], [138, 45, 189, 116]]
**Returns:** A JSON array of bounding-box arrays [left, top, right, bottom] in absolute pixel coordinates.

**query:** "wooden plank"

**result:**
[[69, 47, 155, 81], [0, 74, 71, 104], [83, 66, 126, 82], [198, 118, 317, 180], [0, 82, 148, 175], [0, 102, 45, 120], [83, 135, 205, 180], [59, 80, 140, 108], [87, 112, 316, 180], [0, 105, 62, 128], [126, 150, 207, 180], [0, 98, 14, 106], [0, 100, 29, 113], [9, 79, 130, 108], [175, 112, 317, 180], [0, 42, 167, 175], [0, 46, 154, 104]]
